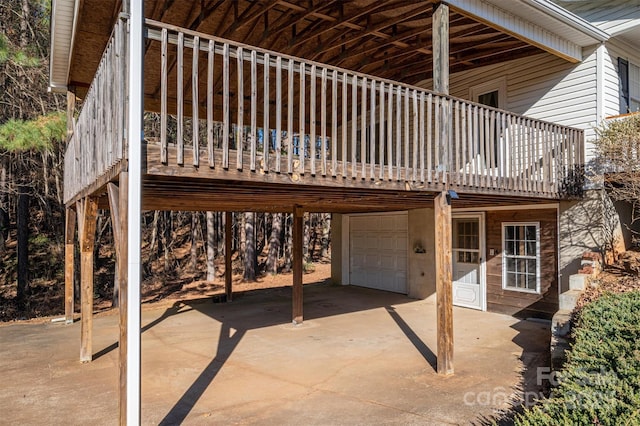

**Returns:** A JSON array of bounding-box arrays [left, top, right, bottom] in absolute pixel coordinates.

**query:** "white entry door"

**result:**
[[452, 214, 485, 310], [349, 213, 408, 294]]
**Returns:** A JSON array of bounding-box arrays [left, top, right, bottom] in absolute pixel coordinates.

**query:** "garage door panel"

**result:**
[[349, 213, 407, 294]]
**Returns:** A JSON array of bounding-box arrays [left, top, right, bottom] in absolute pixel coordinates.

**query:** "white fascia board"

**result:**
[[521, 0, 610, 42], [448, 0, 606, 62], [49, 0, 78, 92]]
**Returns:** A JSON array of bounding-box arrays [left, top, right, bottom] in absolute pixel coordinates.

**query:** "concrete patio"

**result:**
[[0, 282, 549, 425]]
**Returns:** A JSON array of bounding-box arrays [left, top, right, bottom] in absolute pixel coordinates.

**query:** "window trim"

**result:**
[[501, 222, 541, 294]]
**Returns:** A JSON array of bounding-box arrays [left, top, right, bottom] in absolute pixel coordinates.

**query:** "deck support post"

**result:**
[[78, 197, 98, 363], [64, 207, 76, 324], [433, 2, 453, 376], [434, 192, 454, 375], [117, 172, 130, 425], [107, 183, 122, 307], [292, 206, 304, 324], [225, 211, 233, 301], [121, 0, 144, 423]]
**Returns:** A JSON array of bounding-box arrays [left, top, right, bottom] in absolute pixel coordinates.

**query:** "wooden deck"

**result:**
[[63, 18, 585, 210]]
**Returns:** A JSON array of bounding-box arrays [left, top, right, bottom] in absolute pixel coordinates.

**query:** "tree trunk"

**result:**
[[303, 213, 310, 262], [206, 211, 216, 281], [243, 212, 256, 281], [16, 184, 29, 306], [191, 212, 199, 273], [163, 211, 171, 273], [283, 213, 292, 272], [266, 213, 282, 274], [321, 213, 331, 259]]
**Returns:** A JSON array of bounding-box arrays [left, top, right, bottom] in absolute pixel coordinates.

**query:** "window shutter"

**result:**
[[619, 57, 630, 114]]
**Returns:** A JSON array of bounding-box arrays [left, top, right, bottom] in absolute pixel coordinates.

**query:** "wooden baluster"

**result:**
[[332, 69, 338, 178], [222, 43, 229, 169], [250, 50, 257, 172], [419, 92, 425, 183], [236, 47, 244, 171], [434, 97, 440, 183], [361, 76, 367, 179], [341, 72, 347, 178], [427, 94, 433, 183], [288, 59, 294, 174], [379, 82, 386, 180], [298, 62, 304, 174], [160, 28, 168, 164], [275, 56, 282, 173], [404, 87, 409, 181], [310, 64, 317, 175], [387, 83, 393, 181], [177, 32, 184, 166], [192, 35, 200, 167], [321, 67, 327, 177], [370, 80, 376, 180], [351, 75, 358, 179], [412, 90, 418, 182], [207, 40, 215, 168], [263, 53, 270, 171], [396, 86, 401, 181], [454, 100, 460, 186]]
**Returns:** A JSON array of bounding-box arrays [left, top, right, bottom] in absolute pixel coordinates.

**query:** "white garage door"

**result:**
[[349, 213, 408, 294]]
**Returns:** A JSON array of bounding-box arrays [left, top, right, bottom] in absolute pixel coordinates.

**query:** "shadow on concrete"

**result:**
[[94, 281, 434, 422], [386, 306, 437, 372], [474, 318, 551, 425]]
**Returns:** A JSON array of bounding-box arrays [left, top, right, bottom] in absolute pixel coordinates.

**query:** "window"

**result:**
[[502, 223, 540, 293], [619, 58, 640, 114]]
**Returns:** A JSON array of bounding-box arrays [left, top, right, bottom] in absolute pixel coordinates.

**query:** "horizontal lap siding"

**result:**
[[559, 0, 640, 36], [485, 209, 558, 319], [603, 39, 640, 118]]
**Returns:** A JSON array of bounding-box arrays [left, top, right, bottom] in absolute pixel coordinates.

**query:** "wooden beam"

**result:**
[[434, 191, 453, 375], [224, 211, 233, 302], [79, 196, 98, 363], [292, 206, 304, 324], [64, 207, 76, 324], [117, 172, 129, 425]]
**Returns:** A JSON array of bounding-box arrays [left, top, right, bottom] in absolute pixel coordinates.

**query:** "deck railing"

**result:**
[[63, 17, 126, 204], [64, 17, 585, 204], [144, 19, 583, 198]]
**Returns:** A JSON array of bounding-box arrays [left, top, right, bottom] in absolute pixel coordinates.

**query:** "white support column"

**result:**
[[123, 0, 144, 424]]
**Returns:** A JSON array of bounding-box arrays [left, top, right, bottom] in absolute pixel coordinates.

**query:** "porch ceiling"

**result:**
[[69, 0, 544, 98]]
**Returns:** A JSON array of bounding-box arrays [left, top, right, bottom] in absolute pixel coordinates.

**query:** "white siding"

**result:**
[[602, 38, 640, 118], [418, 49, 599, 160], [554, 0, 640, 36]]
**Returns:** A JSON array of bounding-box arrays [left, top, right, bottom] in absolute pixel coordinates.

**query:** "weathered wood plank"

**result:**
[[236, 46, 244, 170], [117, 172, 129, 425], [264, 52, 270, 171], [310, 64, 317, 176], [288, 59, 295, 174], [80, 196, 98, 363], [387, 83, 393, 181], [250, 50, 258, 172], [370, 79, 376, 180], [64, 207, 76, 324], [192, 35, 200, 167], [207, 40, 215, 168], [222, 43, 230, 168], [321, 67, 327, 176], [434, 191, 453, 375], [412, 89, 418, 182], [379, 81, 386, 180], [160, 28, 168, 164], [292, 206, 303, 324], [177, 32, 184, 166], [331, 69, 338, 178], [351, 75, 358, 179], [341, 72, 347, 178], [361, 76, 367, 179], [225, 211, 233, 301], [298, 61, 305, 174], [275, 55, 282, 173]]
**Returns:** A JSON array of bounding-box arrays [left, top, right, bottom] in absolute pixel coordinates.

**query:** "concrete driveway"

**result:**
[[0, 282, 549, 425]]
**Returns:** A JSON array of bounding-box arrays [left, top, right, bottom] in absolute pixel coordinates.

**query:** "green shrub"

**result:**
[[516, 291, 640, 426]]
